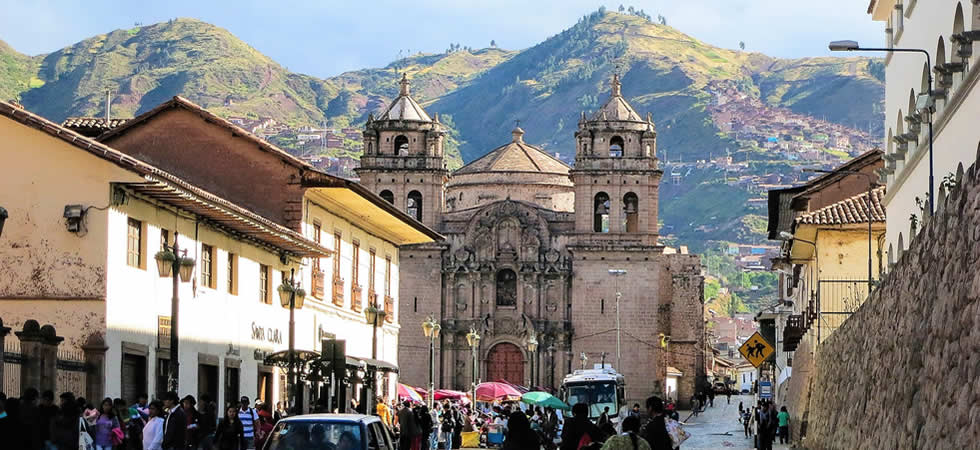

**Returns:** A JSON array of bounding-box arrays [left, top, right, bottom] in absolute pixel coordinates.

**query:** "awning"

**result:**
[[345, 355, 399, 373], [667, 367, 684, 377]]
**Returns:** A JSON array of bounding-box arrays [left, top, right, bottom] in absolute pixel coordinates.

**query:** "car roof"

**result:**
[[279, 413, 379, 424]]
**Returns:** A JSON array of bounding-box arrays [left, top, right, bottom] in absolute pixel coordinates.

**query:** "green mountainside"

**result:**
[[0, 39, 38, 102]]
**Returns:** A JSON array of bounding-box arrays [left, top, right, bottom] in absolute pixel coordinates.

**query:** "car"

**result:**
[[262, 413, 397, 450]]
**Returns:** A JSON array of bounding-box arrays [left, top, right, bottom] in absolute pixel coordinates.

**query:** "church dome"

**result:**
[[590, 74, 644, 122], [378, 74, 432, 122], [447, 127, 573, 212]]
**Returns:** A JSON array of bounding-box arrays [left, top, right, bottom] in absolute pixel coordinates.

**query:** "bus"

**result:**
[[560, 365, 626, 421]]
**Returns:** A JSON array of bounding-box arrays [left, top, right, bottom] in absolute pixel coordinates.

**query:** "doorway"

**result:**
[[486, 342, 524, 385], [224, 367, 240, 409], [198, 364, 219, 404]]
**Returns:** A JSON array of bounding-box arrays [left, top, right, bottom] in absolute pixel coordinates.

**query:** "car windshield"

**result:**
[[566, 382, 617, 419], [265, 420, 363, 450]]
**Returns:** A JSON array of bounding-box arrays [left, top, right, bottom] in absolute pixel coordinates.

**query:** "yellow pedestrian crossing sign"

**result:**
[[739, 332, 774, 368]]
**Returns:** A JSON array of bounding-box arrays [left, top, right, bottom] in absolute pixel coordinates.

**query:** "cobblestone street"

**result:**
[[677, 394, 791, 449]]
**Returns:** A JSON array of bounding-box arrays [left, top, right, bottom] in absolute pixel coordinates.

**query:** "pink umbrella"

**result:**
[[397, 383, 424, 403], [476, 382, 523, 402]]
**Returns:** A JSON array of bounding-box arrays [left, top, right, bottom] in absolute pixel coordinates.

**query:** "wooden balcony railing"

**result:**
[[351, 285, 363, 312], [383, 296, 394, 323], [312, 270, 325, 299], [332, 278, 345, 307]]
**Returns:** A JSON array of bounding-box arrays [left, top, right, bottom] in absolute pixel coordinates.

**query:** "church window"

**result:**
[[367, 142, 373, 154], [623, 192, 639, 232], [407, 190, 423, 222], [496, 269, 517, 306], [394, 135, 409, 155], [609, 136, 624, 157], [380, 190, 394, 204], [594, 192, 610, 233], [645, 144, 652, 156]]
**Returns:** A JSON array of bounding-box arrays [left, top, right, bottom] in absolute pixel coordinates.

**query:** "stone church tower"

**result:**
[[357, 74, 447, 228], [360, 75, 705, 406]]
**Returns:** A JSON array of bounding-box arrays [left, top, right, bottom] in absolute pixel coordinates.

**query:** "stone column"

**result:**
[[0, 318, 10, 387], [82, 333, 109, 402], [15, 321, 63, 393], [39, 325, 64, 393]]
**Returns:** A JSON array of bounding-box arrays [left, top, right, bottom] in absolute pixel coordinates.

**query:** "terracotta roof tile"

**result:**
[[797, 186, 886, 225]]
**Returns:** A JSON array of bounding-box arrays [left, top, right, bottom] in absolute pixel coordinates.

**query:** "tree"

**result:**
[[490, 39, 496, 48], [628, 6, 634, 13], [739, 41, 746, 51], [618, 5, 625, 12], [657, 15, 667, 25]]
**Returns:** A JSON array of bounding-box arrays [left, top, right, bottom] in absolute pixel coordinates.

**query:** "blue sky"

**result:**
[[1, 0, 883, 78]]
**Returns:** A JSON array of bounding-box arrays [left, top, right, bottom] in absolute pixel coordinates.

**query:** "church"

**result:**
[[356, 74, 705, 405]]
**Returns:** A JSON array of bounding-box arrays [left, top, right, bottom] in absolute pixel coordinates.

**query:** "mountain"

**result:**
[[0, 39, 37, 102]]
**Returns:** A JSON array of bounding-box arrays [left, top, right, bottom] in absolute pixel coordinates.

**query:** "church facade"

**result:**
[[356, 75, 705, 405]]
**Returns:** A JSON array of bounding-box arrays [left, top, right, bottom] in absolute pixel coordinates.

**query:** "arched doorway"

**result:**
[[486, 342, 524, 385]]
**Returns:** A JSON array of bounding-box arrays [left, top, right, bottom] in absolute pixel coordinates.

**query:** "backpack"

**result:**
[[441, 412, 454, 432]]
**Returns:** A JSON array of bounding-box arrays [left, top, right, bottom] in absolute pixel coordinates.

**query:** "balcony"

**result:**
[[783, 314, 805, 352], [384, 296, 394, 323], [332, 278, 345, 307], [312, 270, 325, 299], [351, 285, 363, 312]]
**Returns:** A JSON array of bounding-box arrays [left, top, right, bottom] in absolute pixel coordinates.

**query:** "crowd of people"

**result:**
[[738, 399, 789, 450], [0, 388, 285, 450]]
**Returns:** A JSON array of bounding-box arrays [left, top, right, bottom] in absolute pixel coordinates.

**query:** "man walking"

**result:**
[[161, 391, 186, 450], [395, 401, 419, 450], [238, 396, 259, 449], [640, 396, 672, 450]]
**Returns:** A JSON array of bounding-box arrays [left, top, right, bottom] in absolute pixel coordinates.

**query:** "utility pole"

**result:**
[[608, 269, 626, 370]]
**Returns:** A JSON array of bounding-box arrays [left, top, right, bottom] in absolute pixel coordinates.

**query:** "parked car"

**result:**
[[262, 413, 396, 450]]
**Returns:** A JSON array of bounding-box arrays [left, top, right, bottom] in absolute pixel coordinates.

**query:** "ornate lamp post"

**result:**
[[364, 303, 386, 401], [525, 331, 538, 388], [421, 316, 441, 409], [279, 269, 306, 414], [466, 328, 481, 404], [154, 232, 195, 392]]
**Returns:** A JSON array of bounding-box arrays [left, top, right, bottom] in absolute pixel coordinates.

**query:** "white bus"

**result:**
[[560, 365, 626, 420]]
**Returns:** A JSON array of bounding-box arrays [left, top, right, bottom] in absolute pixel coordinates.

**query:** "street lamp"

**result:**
[[0, 206, 7, 238], [421, 315, 441, 409], [154, 232, 196, 392], [525, 330, 538, 388], [364, 302, 386, 404], [279, 268, 306, 415], [608, 269, 626, 370], [466, 328, 481, 404], [803, 168, 878, 293], [829, 39, 935, 214]]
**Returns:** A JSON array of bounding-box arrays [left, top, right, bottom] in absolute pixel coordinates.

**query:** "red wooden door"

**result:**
[[486, 343, 524, 385]]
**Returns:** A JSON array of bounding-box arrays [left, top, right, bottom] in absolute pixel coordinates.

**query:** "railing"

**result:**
[[817, 279, 875, 341], [384, 296, 395, 323], [783, 314, 805, 352], [351, 285, 363, 312], [312, 270, 326, 299], [3, 341, 23, 397], [332, 278, 345, 307], [56, 349, 87, 398]]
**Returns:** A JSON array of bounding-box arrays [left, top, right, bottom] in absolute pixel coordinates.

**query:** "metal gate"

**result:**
[[56, 349, 88, 398], [4, 341, 23, 397], [817, 279, 874, 341]]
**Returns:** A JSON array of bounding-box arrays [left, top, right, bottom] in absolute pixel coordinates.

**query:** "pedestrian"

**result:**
[[450, 405, 464, 450], [639, 396, 672, 450], [254, 410, 275, 450], [429, 402, 441, 450], [213, 406, 246, 450], [180, 395, 201, 449], [142, 400, 165, 450], [777, 406, 789, 444], [755, 402, 772, 450], [690, 395, 699, 417], [741, 407, 752, 439], [559, 403, 601, 450], [274, 402, 286, 422], [502, 410, 539, 450], [726, 389, 731, 405], [21, 387, 43, 449], [92, 397, 121, 450], [767, 403, 779, 448], [376, 396, 392, 428], [161, 391, 186, 450], [39, 390, 60, 449], [132, 394, 150, 422], [237, 396, 258, 449], [0, 394, 14, 443], [708, 389, 714, 407], [600, 415, 651, 450], [50, 392, 82, 450], [738, 401, 743, 414], [395, 400, 420, 450], [598, 406, 610, 427], [198, 393, 218, 450], [417, 404, 433, 450]]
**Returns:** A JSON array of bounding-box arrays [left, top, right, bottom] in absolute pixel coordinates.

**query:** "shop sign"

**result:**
[[251, 322, 283, 344]]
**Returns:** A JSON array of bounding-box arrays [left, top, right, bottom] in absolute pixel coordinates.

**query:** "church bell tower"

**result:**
[[571, 74, 662, 245], [357, 74, 447, 228]]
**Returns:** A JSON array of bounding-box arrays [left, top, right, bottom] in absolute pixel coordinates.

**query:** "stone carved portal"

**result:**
[[486, 342, 524, 385]]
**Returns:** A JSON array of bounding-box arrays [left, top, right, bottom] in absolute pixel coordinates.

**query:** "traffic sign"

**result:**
[[759, 381, 772, 399], [739, 331, 774, 368]]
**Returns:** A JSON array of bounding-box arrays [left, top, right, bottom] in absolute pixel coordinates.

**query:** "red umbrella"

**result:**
[[476, 382, 523, 402]]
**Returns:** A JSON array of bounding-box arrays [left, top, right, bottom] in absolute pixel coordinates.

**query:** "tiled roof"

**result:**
[[62, 117, 129, 129], [378, 74, 432, 122], [797, 186, 886, 225], [454, 128, 570, 175]]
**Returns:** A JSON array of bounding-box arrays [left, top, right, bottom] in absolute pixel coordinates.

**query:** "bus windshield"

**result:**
[[566, 381, 618, 419]]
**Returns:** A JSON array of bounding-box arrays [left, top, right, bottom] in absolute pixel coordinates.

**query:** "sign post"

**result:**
[[738, 331, 774, 368]]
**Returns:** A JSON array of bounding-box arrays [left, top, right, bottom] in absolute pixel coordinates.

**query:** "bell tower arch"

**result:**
[[357, 74, 448, 228], [571, 74, 662, 245]]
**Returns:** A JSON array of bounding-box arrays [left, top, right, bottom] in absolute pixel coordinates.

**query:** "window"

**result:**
[[160, 229, 169, 250], [380, 190, 394, 204], [623, 192, 639, 232], [352, 241, 360, 287], [333, 232, 342, 280], [259, 265, 270, 304], [201, 244, 214, 288], [369, 248, 376, 294], [394, 135, 409, 155], [593, 192, 610, 233], [312, 222, 322, 271], [407, 191, 423, 222], [609, 136, 624, 157], [385, 256, 392, 296], [226, 252, 238, 295], [127, 218, 142, 268], [496, 269, 517, 306]]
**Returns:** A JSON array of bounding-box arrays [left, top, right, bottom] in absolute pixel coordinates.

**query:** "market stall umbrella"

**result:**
[[475, 382, 523, 402], [398, 383, 424, 403], [520, 391, 570, 410]]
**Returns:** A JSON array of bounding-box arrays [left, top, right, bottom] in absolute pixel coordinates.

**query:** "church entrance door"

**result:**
[[486, 342, 525, 385]]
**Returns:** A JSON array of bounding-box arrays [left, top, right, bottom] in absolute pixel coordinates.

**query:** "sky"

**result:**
[[0, 0, 883, 78]]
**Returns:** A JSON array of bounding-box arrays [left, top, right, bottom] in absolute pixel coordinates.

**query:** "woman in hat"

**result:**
[[180, 395, 201, 449]]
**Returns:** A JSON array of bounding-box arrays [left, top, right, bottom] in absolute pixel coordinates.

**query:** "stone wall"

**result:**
[[802, 158, 980, 449]]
